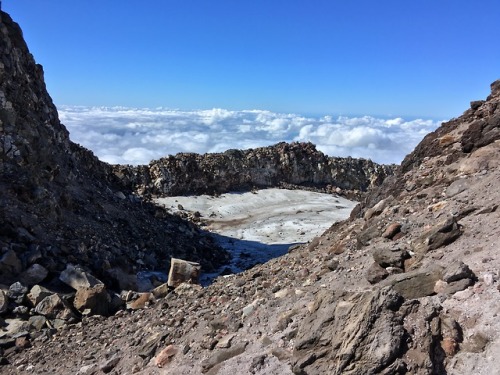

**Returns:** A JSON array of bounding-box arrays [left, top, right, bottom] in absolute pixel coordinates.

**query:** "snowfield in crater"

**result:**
[[156, 188, 357, 282]]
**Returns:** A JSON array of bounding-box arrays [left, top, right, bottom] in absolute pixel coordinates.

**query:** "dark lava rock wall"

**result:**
[[115, 142, 395, 198]]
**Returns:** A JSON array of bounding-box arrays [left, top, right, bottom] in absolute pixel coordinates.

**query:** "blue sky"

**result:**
[[5, 0, 499, 118]]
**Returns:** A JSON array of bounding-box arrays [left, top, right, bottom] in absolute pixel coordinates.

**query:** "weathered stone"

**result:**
[[19, 264, 49, 286], [59, 264, 104, 290], [99, 355, 121, 373], [151, 283, 170, 299], [155, 345, 178, 368], [27, 285, 52, 306], [414, 217, 462, 255], [28, 315, 47, 331], [0, 290, 8, 314], [126, 292, 151, 310], [356, 225, 380, 248], [167, 258, 201, 288], [7, 282, 28, 304], [382, 222, 402, 239], [201, 342, 248, 373], [365, 262, 389, 284], [73, 284, 110, 316], [382, 266, 444, 299], [34, 294, 76, 320], [364, 196, 394, 220], [372, 245, 408, 268], [292, 287, 404, 375], [442, 261, 475, 283]]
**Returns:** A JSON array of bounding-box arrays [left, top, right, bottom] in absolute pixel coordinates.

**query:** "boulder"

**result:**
[[372, 245, 408, 268], [292, 287, 404, 375], [356, 225, 380, 248], [363, 196, 394, 220], [381, 222, 402, 239], [167, 258, 201, 288], [59, 264, 104, 290], [19, 264, 49, 286], [73, 284, 110, 316], [365, 262, 389, 284], [414, 217, 462, 255], [34, 294, 76, 320], [0, 290, 8, 314], [27, 285, 52, 307], [442, 261, 475, 283], [381, 266, 443, 300], [7, 282, 28, 304]]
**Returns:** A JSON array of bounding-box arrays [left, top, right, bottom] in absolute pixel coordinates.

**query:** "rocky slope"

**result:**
[[1, 8, 499, 375], [114, 142, 394, 199], [2, 77, 498, 374], [0, 10, 229, 310]]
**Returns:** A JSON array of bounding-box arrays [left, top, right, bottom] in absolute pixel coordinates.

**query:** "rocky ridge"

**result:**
[[1, 9, 500, 375], [114, 142, 394, 199]]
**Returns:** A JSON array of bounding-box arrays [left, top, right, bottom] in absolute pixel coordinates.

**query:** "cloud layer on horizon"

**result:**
[[58, 106, 444, 166]]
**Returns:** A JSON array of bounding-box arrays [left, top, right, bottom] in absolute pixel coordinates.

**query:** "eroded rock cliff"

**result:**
[[115, 142, 394, 199]]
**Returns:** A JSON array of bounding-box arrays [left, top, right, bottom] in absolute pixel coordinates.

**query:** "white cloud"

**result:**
[[58, 105, 443, 166]]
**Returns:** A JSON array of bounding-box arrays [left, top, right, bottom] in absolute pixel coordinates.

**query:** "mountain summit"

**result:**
[[1, 9, 500, 375]]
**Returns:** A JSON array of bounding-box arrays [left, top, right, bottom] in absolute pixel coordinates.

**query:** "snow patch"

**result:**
[[155, 188, 357, 284]]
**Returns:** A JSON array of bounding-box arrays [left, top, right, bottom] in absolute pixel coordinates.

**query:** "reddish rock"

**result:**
[[441, 337, 458, 357], [74, 284, 110, 316], [382, 223, 402, 239], [155, 345, 178, 368], [126, 292, 151, 310]]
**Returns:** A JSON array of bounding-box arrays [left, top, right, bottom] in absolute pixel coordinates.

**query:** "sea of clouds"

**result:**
[[58, 106, 444, 166]]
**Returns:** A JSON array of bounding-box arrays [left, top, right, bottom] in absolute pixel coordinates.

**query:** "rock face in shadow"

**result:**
[[0, 11, 229, 290], [114, 142, 394, 198]]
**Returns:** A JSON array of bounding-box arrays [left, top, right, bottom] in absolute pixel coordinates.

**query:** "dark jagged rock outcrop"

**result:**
[[114, 142, 394, 198], [0, 11, 228, 293], [363, 79, 500, 210]]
